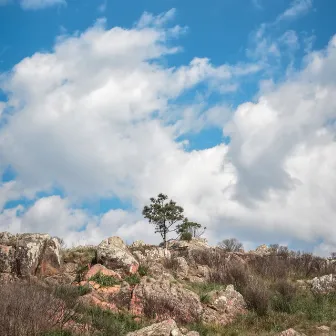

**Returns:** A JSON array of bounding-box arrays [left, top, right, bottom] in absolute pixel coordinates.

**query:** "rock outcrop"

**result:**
[[0, 232, 61, 278], [130, 276, 203, 323], [97, 236, 139, 274], [126, 319, 199, 336]]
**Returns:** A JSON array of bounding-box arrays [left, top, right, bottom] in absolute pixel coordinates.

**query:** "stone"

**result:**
[[126, 320, 182, 336], [185, 332, 200, 336], [277, 329, 306, 336], [316, 325, 330, 332], [175, 257, 189, 278], [37, 237, 62, 276], [130, 276, 203, 323], [97, 236, 139, 274], [84, 263, 122, 281], [254, 244, 271, 256], [309, 274, 335, 293], [0, 244, 16, 273], [202, 284, 246, 325]]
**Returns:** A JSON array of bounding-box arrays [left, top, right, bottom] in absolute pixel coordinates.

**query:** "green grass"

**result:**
[[89, 272, 121, 287], [40, 331, 73, 336], [124, 274, 141, 286], [77, 306, 146, 336], [138, 264, 149, 276]]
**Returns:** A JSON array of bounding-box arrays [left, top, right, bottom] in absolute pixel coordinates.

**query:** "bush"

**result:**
[[138, 264, 149, 276], [242, 278, 270, 316], [0, 282, 71, 336], [89, 272, 120, 287], [271, 280, 297, 313], [180, 232, 192, 241], [218, 238, 243, 252], [124, 274, 140, 286]]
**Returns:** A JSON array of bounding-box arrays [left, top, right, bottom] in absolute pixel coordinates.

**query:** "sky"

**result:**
[[0, 0, 336, 255]]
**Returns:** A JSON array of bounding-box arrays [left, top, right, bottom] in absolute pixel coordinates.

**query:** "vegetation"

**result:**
[[142, 193, 205, 246], [218, 238, 243, 252], [89, 272, 120, 287]]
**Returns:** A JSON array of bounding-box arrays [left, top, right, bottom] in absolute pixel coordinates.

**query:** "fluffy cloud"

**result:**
[[1, 9, 336, 256]]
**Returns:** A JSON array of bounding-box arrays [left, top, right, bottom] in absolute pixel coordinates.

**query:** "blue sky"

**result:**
[[0, 0, 336, 255]]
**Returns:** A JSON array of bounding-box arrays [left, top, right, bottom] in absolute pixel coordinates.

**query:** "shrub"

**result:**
[[89, 272, 120, 287], [138, 264, 149, 277], [143, 293, 199, 324], [0, 282, 71, 336], [53, 284, 91, 308], [242, 278, 270, 316], [124, 274, 141, 286], [271, 280, 297, 313], [180, 232, 192, 241], [218, 238, 243, 252]]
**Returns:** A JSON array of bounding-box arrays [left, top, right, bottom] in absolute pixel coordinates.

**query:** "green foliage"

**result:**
[[142, 193, 185, 246], [75, 264, 89, 283], [53, 284, 91, 308], [138, 264, 149, 276], [89, 272, 120, 287], [177, 218, 206, 239], [124, 274, 141, 286], [200, 293, 211, 304], [180, 231, 192, 241], [40, 331, 73, 336], [79, 306, 145, 336]]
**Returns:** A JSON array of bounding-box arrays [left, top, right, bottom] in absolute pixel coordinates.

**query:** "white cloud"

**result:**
[[277, 0, 313, 22], [1, 10, 336, 257], [20, 0, 65, 10]]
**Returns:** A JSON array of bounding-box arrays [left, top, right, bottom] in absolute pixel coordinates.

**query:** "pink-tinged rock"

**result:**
[[79, 293, 118, 312], [97, 285, 121, 294], [84, 263, 122, 281]]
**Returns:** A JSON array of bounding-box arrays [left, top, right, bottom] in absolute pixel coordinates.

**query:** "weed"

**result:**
[[89, 272, 120, 287]]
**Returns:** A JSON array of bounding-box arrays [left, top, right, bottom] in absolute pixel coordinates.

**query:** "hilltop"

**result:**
[[0, 232, 335, 336]]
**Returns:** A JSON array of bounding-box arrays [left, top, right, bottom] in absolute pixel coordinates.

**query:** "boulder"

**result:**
[[84, 263, 122, 281], [130, 277, 203, 323], [97, 237, 139, 274], [37, 237, 62, 276], [308, 274, 335, 293], [0, 232, 62, 277], [277, 329, 306, 336], [126, 320, 182, 336], [202, 285, 246, 325]]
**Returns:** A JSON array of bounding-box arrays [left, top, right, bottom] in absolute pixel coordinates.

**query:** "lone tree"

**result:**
[[142, 193, 185, 247]]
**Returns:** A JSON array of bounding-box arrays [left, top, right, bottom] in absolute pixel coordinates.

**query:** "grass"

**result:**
[[186, 286, 336, 336], [138, 264, 149, 276], [185, 282, 224, 297], [124, 274, 141, 286], [76, 306, 146, 336], [89, 272, 120, 287]]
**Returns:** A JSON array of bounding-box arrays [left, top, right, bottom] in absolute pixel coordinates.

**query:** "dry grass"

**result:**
[[0, 281, 73, 336]]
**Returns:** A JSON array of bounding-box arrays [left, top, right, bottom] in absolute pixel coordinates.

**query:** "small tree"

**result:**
[[218, 238, 243, 252], [176, 218, 206, 239], [142, 193, 184, 248]]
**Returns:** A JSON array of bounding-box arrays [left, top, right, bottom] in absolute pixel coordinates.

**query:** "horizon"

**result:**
[[1, 0, 336, 256]]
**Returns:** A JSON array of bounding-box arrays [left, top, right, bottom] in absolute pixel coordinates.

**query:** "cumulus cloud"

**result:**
[[1, 9, 336, 256]]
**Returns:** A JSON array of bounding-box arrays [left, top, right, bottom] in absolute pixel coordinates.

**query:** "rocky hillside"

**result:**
[[0, 232, 335, 336]]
